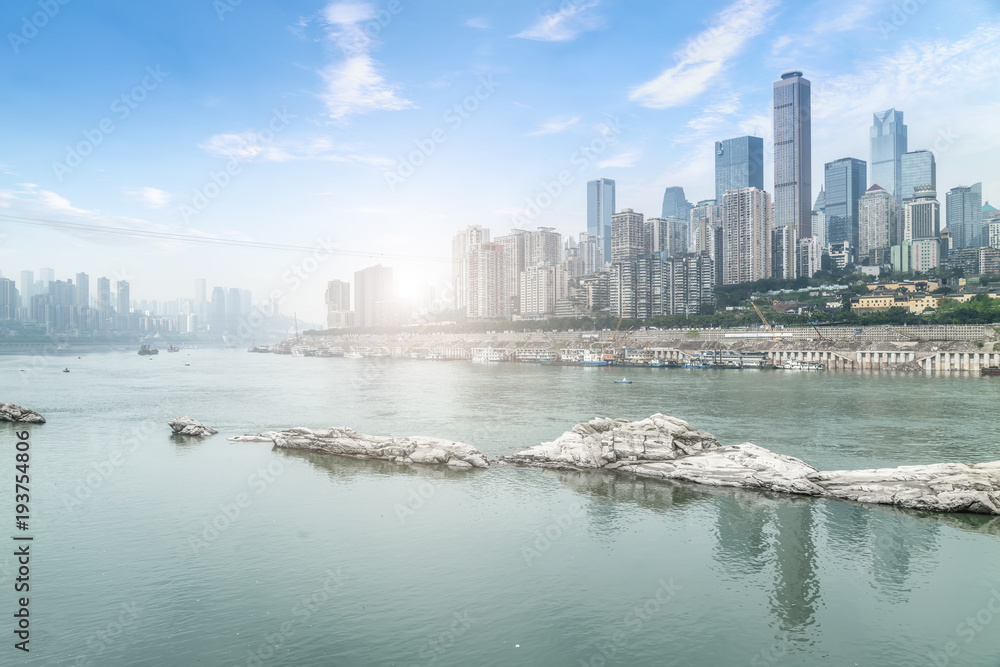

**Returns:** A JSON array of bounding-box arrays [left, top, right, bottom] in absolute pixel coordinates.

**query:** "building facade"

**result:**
[[825, 157, 868, 258], [773, 71, 812, 240], [946, 183, 983, 249], [354, 264, 396, 328], [858, 184, 896, 265], [611, 209, 646, 262], [722, 187, 772, 285], [870, 109, 907, 198], [587, 178, 616, 264], [900, 149, 936, 202], [715, 136, 764, 203]]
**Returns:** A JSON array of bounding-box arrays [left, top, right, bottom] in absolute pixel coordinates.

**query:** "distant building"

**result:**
[[901, 150, 936, 202], [467, 242, 508, 320], [828, 241, 852, 271], [611, 209, 646, 262], [325, 279, 353, 329], [773, 71, 812, 240], [690, 200, 723, 285], [858, 185, 897, 265], [797, 236, 823, 278], [116, 280, 130, 316], [811, 188, 826, 249], [715, 136, 764, 203], [904, 187, 941, 242], [824, 157, 867, 259], [646, 217, 688, 258], [946, 183, 983, 249], [75, 272, 89, 309], [452, 225, 488, 311], [722, 187, 772, 285], [870, 109, 907, 198], [0, 278, 18, 321], [772, 225, 795, 280], [911, 238, 941, 272], [587, 178, 616, 263], [495, 230, 528, 315], [98, 277, 111, 319], [661, 186, 692, 221], [354, 265, 396, 328], [520, 264, 562, 318], [890, 242, 912, 274]]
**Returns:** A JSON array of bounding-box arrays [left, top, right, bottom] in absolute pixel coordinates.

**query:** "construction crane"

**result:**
[[751, 302, 783, 341], [810, 322, 831, 341]]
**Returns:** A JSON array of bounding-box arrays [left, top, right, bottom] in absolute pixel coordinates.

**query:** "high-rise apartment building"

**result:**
[[75, 272, 89, 309], [526, 227, 561, 267], [452, 225, 488, 311], [97, 277, 111, 318], [722, 187, 772, 285], [646, 217, 688, 258], [0, 278, 18, 321], [946, 183, 983, 249], [611, 209, 646, 262], [773, 71, 812, 240], [715, 136, 764, 203], [690, 200, 723, 285], [466, 242, 508, 320], [325, 279, 353, 329], [210, 287, 226, 332], [495, 230, 527, 315], [116, 280, 130, 315], [858, 185, 896, 265], [38, 268, 54, 292], [520, 264, 562, 318], [900, 150, 936, 202], [354, 265, 397, 328], [587, 178, 615, 264], [870, 109, 907, 198], [824, 157, 867, 258]]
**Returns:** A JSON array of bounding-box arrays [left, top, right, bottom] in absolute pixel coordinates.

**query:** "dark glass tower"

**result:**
[[715, 136, 764, 202], [773, 71, 812, 241]]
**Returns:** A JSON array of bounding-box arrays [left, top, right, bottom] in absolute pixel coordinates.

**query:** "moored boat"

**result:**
[[982, 366, 1000, 376]]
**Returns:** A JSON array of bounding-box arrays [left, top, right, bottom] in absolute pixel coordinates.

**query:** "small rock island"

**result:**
[[0, 403, 46, 424]]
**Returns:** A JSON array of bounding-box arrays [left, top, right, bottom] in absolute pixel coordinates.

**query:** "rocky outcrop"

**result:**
[[168, 417, 218, 437], [501, 414, 1000, 516], [233, 427, 489, 469], [0, 403, 45, 424]]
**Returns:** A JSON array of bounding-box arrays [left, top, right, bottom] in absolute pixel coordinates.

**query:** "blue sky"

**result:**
[[1, 0, 998, 320]]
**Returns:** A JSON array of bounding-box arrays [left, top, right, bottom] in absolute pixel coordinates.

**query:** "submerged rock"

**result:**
[[168, 417, 218, 437], [233, 427, 489, 469], [502, 414, 1000, 516], [0, 403, 45, 424]]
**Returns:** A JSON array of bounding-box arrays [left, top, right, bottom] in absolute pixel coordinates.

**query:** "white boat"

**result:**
[[344, 352, 364, 359], [472, 348, 506, 363], [777, 359, 826, 371], [614, 378, 632, 384]]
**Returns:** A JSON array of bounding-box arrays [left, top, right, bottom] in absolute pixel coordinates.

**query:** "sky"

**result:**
[[0, 0, 998, 321]]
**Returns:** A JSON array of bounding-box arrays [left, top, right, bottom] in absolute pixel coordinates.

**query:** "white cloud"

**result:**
[[629, 0, 778, 109], [527, 115, 581, 136], [199, 131, 292, 162], [123, 187, 171, 209], [39, 190, 90, 215], [199, 131, 392, 167], [318, 2, 413, 121], [597, 150, 641, 169], [514, 1, 601, 42], [466, 16, 490, 30]]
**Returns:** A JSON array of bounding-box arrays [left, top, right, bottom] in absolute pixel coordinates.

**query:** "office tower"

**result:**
[[773, 71, 812, 239], [0, 278, 18, 320], [903, 187, 941, 241], [520, 264, 561, 317], [354, 264, 396, 328], [210, 287, 227, 332], [646, 217, 688, 258], [715, 136, 764, 202], [325, 280, 352, 329], [577, 233, 601, 275], [587, 178, 616, 264], [116, 280, 130, 314], [38, 268, 55, 292], [19, 270, 33, 306], [811, 188, 826, 249], [75, 272, 89, 309], [661, 186, 692, 221], [858, 185, 897, 264], [466, 242, 508, 319], [611, 209, 646, 262], [495, 230, 527, 315], [526, 227, 562, 267], [722, 187, 772, 285], [452, 225, 488, 311], [901, 150, 936, 202], [97, 277, 111, 317], [870, 109, 907, 198], [824, 158, 867, 258], [946, 183, 983, 249]]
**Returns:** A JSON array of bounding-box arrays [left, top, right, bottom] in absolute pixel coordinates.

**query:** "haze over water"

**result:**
[[3, 350, 1000, 665]]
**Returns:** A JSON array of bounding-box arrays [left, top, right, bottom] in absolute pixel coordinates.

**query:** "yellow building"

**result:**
[[850, 292, 939, 314], [865, 280, 940, 293]]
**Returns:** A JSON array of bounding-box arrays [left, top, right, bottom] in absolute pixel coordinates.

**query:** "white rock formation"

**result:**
[[168, 417, 218, 437], [0, 403, 45, 424], [502, 414, 1000, 516], [235, 427, 489, 469]]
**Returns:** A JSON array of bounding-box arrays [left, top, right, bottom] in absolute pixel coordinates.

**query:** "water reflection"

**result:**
[[275, 447, 486, 484]]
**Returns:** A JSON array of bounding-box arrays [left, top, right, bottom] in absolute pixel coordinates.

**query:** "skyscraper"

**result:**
[[715, 136, 764, 202], [19, 270, 33, 307], [824, 157, 867, 258], [0, 278, 18, 321], [38, 268, 54, 292], [661, 186, 692, 221], [722, 187, 772, 285], [354, 265, 396, 328], [646, 217, 688, 258], [611, 209, 646, 262], [946, 183, 983, 249], [75, 272, 89, 309], [587, 178, 615, 264], [210, 287, 226, 332], [452, 225, 488, 311], [97, 277, 111, 318], [195, 278, 207, 320], [466, 242, 508, 319], [773, 71, 812, 240], [903, 187, 941, 241], [870, 109, 907, 198], [226, 287, 242, 333], [116, 280, 130, 315], [325, 280, 352, 330], [858, 185, 896, 264], [811, 188, 826, 249], [900, 150, 936, 202]]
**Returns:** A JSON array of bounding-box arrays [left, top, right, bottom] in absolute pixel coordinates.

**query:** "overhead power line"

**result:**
[[0, 212, 450, 262]]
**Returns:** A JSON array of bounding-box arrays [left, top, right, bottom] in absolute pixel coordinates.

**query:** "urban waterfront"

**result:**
[[3, 349, 1000, 665]]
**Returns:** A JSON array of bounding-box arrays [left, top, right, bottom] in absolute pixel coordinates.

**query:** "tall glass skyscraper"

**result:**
[[661, 186, 692, 220], [715, 136, 764, 203], [946, 183, 983, 249], [773, 71, 812, 240], [870, 109, 907, 197], [900, 150, 936, 202], [824, 158, 867, 256], [587, 178, 615, 264]]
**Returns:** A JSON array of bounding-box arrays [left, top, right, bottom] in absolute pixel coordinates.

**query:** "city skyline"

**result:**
[[1, 0, 999, 323]]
